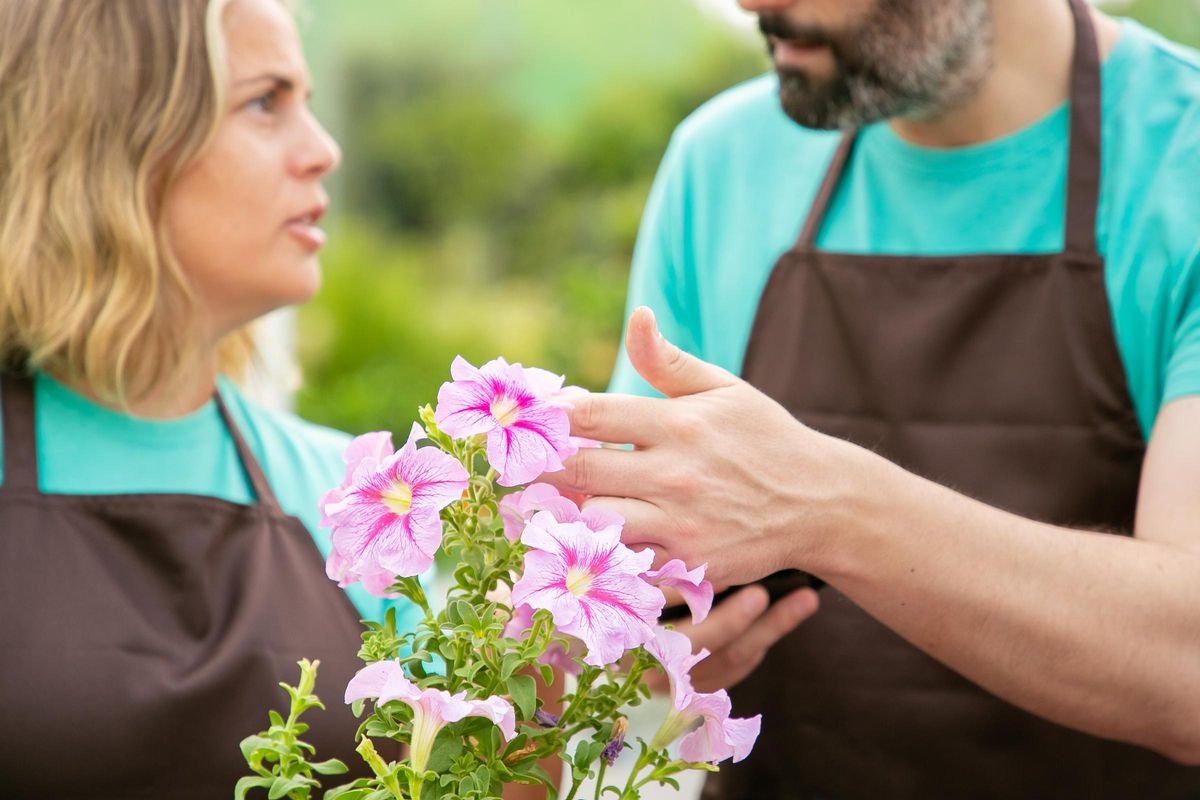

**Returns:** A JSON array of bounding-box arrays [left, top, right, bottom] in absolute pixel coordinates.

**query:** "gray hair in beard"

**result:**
[[766, 0, 995, 130]]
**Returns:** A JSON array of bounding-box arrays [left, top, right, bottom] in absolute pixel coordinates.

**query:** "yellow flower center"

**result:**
[[381, 480, 413, 515], [565, 566, 594, 597], [490, 395, 521, 428]]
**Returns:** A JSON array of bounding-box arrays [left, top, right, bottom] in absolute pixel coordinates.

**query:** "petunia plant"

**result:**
[[237, 357, 760, 800]]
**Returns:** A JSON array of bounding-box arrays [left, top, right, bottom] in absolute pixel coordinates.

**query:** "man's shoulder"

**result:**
[[1104, 21, 1200, 260], [1109, 20, 1200, 130]]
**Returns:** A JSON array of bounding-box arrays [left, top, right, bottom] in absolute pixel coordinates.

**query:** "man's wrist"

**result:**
[[792, 435, 904, 584]]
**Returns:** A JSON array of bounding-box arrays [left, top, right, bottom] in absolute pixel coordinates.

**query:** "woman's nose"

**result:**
[[291, 110, 342, 179]]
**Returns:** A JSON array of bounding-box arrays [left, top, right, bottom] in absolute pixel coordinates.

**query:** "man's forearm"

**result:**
[[807, 450, 1200, 763]]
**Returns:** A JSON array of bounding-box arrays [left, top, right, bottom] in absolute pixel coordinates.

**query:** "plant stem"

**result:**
[[593, 760, 608, 800], [558, 668, 599, 728], [563, 774, 585, 800], [619, 750, 653, 799]]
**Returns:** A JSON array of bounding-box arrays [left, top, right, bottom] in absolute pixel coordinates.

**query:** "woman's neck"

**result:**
[[51, 355, 219, 420]]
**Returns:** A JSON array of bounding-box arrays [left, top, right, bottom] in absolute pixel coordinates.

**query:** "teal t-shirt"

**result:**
[[0, 372, 424, 630], [611, 19, 1200, 438]]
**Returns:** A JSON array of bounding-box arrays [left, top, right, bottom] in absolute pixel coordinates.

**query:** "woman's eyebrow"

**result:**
[[232, 73, 313, 100]]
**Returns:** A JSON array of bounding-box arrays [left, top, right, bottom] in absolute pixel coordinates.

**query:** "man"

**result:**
[[541, 0, 1200, 797]]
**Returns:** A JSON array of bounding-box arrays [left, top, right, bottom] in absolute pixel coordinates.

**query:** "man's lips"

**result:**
[[769, 34, 832, 67]]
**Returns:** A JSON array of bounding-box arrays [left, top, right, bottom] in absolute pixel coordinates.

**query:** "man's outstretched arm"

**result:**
[[542, 307, 1200, 764]]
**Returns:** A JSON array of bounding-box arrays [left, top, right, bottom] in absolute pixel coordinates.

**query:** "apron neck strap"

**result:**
[[798, 0, 1103, 258], [1, 373, 40, 492], [797, 133, 858, 251], [213, 389, 284, 515], [1062, 0, 1103, 256]]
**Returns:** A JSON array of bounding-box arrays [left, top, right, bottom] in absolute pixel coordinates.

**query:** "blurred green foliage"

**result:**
[[295, 1, 1199, 436], [296, 1, 765, 434]]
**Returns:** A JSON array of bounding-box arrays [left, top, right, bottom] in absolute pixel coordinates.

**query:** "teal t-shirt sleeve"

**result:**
[[609, 129, 704, 398], [1163, 243, 1200, 407]]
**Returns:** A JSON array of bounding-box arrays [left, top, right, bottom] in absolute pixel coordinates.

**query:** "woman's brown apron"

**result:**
[[0, 374, 370, 798], [706, 0, 1200, 797]]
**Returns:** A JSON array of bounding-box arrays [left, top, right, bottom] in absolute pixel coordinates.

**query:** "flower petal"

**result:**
[[643, 560, 714, 624], [344, 660, 404, 704]]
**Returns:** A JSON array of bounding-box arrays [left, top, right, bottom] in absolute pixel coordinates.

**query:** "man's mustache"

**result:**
[[757, 14, 836, 48]]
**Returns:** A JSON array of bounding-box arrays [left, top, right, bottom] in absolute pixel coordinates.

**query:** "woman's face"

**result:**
[[163, 0, 341, 341]]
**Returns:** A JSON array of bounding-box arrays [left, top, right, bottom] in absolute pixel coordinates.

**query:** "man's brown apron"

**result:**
[[0, 374, 371, 798], [707, 0, 1200, 797]]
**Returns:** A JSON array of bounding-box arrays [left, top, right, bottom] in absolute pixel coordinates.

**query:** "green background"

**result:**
[[292, 1, 1199, 436]]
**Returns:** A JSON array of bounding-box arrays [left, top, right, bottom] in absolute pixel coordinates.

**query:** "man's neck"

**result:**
[[890, 0, 1121, 149]]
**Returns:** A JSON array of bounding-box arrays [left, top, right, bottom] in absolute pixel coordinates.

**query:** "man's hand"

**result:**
[[541, 306, 869, 589], [647, 585, 820, 694]]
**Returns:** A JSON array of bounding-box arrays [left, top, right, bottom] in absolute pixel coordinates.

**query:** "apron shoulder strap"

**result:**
[[213, 389, 284, 515], [1063, 0, 1103, 257], [1, 373, 40, 493], [797, 133, 858, 252]]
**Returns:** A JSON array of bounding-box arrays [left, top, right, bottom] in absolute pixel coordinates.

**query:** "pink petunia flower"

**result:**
[[325, 549, 403, 598], [642, 560, 715, 624], [323, 423, 469, 589], [498, 483, 622, 543], [434, 357, 577, 487], [345, 660, 516, 773], [510, 511, 665, 666], [522, 367, 602, 450], [319, 430, 393, 528], [644, 626, 709, 708], [645, 628, 761, 764]]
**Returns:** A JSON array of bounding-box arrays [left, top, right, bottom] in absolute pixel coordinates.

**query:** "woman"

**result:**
[[0, 1, 420, 795]]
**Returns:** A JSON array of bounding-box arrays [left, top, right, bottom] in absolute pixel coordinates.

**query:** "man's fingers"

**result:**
[[540, 447, 651, 500], [625, 306, 737, 399], [729, 587, 819, 659], [688, 587, 819, 694], [676, 586, 770, 653], [566, 392, 666, 448], [577, 495, 671, 549]]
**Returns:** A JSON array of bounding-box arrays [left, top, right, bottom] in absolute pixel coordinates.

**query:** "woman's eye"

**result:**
[[245, 90, 278, 114]]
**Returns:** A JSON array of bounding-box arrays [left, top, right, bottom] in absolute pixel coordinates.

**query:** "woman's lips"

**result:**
[[286, 219, 327, 251], [286, 206, 328, 252]]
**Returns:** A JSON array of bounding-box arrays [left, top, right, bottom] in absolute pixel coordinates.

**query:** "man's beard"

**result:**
[[761, 0, 994, 130]]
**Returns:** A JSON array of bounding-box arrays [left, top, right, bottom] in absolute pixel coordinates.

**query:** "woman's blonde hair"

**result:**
[[0, 0, 256, 405]]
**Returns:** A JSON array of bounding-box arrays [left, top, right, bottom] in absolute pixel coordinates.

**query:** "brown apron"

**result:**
[[707, 1, 1200, 797], [0, 374, 372, 799]]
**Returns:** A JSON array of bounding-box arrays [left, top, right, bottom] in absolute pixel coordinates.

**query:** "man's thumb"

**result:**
[[625, 306, 735, 398]]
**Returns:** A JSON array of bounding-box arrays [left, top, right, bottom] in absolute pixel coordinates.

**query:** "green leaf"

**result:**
[[454, 600, 482, 629], [506, 674, 537, 719], [239, 735, 275, 761], [268, 775, 315, 799], [499, 653, 523, 681], [537, 663, 555, 687], [427, 730, 464, 772], [321, 791, 367, 800], [311, 758, 349, 776], [234, 775, 275, 800]]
